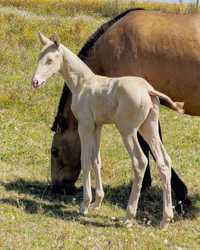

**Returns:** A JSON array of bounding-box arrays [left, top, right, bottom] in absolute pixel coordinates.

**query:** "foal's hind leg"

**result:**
[[140, 100, 173, 229], [158, 122, 189, 213], [120, 130, 148, 227]]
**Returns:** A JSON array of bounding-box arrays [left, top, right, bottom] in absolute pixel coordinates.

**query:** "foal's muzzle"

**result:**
[[32, 79, 45, 89]]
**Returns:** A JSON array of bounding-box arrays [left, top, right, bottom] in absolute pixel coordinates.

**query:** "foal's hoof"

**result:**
[[122, 218, 135, 228], [90, 202, 101, 210], [79, 206, 89, 215], [160, 218, 171, 230]]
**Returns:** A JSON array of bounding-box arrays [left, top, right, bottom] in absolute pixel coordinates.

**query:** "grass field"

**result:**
[[0, 1, 200, 249]]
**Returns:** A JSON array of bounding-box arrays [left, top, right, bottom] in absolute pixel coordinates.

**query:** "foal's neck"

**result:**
[[60, 45, 94, 93]]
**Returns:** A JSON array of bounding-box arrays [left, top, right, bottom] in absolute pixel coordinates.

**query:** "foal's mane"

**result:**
[[51, 8, 144, 132]]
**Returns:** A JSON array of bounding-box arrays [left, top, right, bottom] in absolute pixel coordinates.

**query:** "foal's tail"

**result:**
[[149, 89, 184, 114]]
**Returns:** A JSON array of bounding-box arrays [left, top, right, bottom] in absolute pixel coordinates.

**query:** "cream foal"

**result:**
[[32, 33, 184, 229]]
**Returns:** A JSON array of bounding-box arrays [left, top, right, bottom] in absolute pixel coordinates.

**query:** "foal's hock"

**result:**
[[32, 33, 184, 229]]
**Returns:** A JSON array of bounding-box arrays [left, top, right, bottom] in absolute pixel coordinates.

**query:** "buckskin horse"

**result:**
[[51, 8, 199, 211]]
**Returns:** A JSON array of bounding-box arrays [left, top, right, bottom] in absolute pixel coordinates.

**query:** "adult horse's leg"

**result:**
[[137, 133, 152, 191], [158, 123, 191, 212]]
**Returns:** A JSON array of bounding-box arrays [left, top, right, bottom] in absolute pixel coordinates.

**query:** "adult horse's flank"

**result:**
[[51, 8, 191, 211], [32, 33, 184, 228]]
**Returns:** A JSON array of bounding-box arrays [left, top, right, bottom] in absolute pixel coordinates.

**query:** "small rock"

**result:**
[[164, 239, 168, 245], [147, 220, 152, 226], [72, 198, 76, 204]]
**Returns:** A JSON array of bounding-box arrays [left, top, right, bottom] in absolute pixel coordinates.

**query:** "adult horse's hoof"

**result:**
[[80, 205, 89, 215], [175, 197, 192, 215]]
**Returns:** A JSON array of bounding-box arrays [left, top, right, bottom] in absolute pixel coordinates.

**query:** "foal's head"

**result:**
[[32, 33, 63, 89]]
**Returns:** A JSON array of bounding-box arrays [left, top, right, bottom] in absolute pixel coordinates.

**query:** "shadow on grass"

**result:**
[[0, 196, 117, 228], [104, 182, 200, 225], [1, 178, 200, 227], [1, 178, 82, 203], [0, 178, 118, 228]]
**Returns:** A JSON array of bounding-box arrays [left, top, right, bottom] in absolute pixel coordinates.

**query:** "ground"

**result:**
[[0, 1, 200, 249]]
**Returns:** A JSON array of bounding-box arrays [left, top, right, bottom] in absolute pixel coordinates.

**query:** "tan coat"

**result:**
[[86, 10, 200, 115]]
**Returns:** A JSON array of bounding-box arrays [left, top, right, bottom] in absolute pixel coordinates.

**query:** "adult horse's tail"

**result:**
[[149, 89, 184, 114]]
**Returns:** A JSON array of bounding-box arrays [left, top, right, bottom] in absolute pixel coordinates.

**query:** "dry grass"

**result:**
[[0, 0, 198, 18]]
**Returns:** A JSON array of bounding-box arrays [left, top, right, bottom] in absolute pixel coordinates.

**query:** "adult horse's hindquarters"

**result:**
[[90, 10, 200, 115]]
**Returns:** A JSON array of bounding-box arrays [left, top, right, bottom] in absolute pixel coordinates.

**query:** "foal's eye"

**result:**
[[46, 58, 53, 64]]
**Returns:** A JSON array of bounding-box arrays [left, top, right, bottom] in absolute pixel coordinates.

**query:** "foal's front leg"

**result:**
[[78, 124, 95, 215], [91, 125, 104, 210]]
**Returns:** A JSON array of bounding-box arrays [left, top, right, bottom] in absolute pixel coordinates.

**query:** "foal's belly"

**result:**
[[93, 104, 117, 125]]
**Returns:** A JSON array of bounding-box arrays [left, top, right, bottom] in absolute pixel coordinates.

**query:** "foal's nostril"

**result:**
[[32, 79, 39, 88], [52, 147, 59, 157]]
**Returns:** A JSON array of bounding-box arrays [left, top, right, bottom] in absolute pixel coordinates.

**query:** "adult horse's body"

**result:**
[[87, 10, 200, 115], [51, 8, 199, 209]]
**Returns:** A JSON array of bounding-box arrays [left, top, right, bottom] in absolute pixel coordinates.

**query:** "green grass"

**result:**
[[0, 1, 200, 249]]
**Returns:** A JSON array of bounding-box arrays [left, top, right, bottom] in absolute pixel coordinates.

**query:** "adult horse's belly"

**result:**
[[142, 59, 200, 116], [106, 59, 200, 116], [120, 58, 200, 116], [97, 54, 200, 115]]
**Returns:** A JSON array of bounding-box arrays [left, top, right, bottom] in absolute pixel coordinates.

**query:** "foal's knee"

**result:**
[[133, 155, 148, 172], [141, 155, 148, 169]]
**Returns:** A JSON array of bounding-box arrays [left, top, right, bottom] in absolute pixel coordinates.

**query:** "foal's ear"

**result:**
[[50, 33, 60, 48], [38, 32, 50, 46]]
